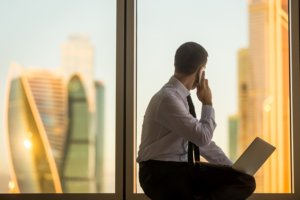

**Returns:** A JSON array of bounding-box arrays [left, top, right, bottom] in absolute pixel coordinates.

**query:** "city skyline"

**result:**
[[3, 35, 105, 193]]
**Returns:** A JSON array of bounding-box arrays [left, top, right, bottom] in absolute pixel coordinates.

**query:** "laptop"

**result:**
[[232, 137, 276, 175]]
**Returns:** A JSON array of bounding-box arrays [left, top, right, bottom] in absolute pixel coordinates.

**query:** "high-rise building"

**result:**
[[95, 81, 105, 192], [237, 48, 254, 151], [228, 115, 239, 161], [62, 75, 96, 192], [61, 34, 96, 112], [6, 67, 66, 193], [238, 0, 290, 192], [60, 35, 100, 192]]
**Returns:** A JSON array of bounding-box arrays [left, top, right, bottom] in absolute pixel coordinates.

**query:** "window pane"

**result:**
[[136, 0, 291, 193], [0, 0, 116, 193]]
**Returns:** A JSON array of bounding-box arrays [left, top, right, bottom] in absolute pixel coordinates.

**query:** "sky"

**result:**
[[0, 0, 248, 193]]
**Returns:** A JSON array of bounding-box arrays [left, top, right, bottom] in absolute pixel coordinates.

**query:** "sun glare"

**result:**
[[23, 139, 32, 150]]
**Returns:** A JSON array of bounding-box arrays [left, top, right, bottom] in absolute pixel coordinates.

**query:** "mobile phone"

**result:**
[[198, 69, 205, 86]]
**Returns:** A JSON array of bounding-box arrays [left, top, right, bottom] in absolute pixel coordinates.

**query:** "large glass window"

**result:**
[[136, 0, 291, 194], [1, 0, 299, 199], [0, 0, 116, 193]]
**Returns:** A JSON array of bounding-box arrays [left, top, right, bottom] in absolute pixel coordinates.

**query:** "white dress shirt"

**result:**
[[136, 76, 233, 166]]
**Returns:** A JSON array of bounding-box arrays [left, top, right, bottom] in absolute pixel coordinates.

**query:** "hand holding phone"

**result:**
[[197, 70, 212, 106], [198, 68, 205, 86]]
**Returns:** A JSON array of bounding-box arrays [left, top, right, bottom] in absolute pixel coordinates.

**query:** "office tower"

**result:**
[[61, 34, 96, 112], [61, 35, 99, 192], [61, 75, 96, 192], [237, 48, 254, 151], [95, 81, 105, 192], [238, 0, 290, 192], [6, 67, 66, 193], [228, 115, 239, 161], [237, 47, 266, 190]]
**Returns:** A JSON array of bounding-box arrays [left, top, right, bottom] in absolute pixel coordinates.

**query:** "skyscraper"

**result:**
[[228, 115, 239, 161], [237, 48, 254, 152], [6, 67, 66, 193], [61, 34, 96, 112], [62, 75, 96, 192], [238, 0, 290, 192], [60, 35, 100, 192], [95, 81, 105, 192]]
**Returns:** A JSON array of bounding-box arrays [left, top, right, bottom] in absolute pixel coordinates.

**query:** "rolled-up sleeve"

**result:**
[[158, 94, 217, 147]]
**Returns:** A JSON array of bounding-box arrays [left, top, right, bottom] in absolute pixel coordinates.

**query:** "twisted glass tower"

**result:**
[[6, 68, 103, 193]]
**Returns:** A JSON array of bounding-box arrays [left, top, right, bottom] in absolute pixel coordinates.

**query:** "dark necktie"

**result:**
[[187, 95, 200, 164]]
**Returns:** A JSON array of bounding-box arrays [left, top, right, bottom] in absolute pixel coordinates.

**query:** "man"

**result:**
[[136, 42, 256, 200]]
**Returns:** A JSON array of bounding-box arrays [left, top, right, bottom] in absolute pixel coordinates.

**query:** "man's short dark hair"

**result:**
[[174, 42, 208, 75]]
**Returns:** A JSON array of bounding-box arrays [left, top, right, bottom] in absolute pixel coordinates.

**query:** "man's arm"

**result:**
[[199, 141, 233, 166], [159, 94, 216, 147]]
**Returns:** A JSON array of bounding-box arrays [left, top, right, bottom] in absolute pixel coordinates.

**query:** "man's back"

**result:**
[[137, 76, 191, 162]]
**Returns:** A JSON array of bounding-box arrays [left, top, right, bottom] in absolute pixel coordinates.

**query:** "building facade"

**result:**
[[237, 0, 290, 192]]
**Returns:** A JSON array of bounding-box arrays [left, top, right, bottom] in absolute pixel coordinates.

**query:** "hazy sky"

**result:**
[[0, 0, 248, 193]]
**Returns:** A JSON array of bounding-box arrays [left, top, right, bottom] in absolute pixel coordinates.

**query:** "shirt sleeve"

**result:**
[[158, 94, 217, 147], [200, 141, 233, 166]]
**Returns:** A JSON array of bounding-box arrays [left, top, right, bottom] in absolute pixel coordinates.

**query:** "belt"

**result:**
[[139, 160, 189, 168]]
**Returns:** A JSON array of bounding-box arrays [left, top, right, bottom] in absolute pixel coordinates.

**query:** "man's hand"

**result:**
[[197, 71, 212, 106]]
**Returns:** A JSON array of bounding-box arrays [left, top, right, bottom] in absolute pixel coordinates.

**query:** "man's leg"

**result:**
[[192, 163, 256, 200], [139, 160, 195, 200]]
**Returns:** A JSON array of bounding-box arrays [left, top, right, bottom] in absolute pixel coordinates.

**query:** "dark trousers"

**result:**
[[139, 160, 256, 200]]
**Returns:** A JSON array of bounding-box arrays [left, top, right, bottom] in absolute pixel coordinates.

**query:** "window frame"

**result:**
[[125, 0, 300, 199], [0, 0, 125, 199]]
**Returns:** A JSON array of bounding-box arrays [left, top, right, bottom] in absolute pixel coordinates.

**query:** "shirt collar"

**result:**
[[169, 76, 190, 99]]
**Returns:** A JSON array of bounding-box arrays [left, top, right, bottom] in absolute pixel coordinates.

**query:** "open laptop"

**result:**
[[232, 137, 276, 175]]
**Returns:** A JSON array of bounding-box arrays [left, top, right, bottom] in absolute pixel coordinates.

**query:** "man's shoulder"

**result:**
[[147, 85, 179, 109], [156, 85, 180, 100]]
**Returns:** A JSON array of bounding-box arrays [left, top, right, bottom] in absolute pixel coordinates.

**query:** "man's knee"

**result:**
[[242, 174, 256, 195], [249, 175, 256, 193]]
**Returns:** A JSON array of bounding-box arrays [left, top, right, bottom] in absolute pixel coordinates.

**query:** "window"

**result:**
[[0, 0, 117, 198], [130, 0, 300, 199], [0, 0, 299, 199]]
